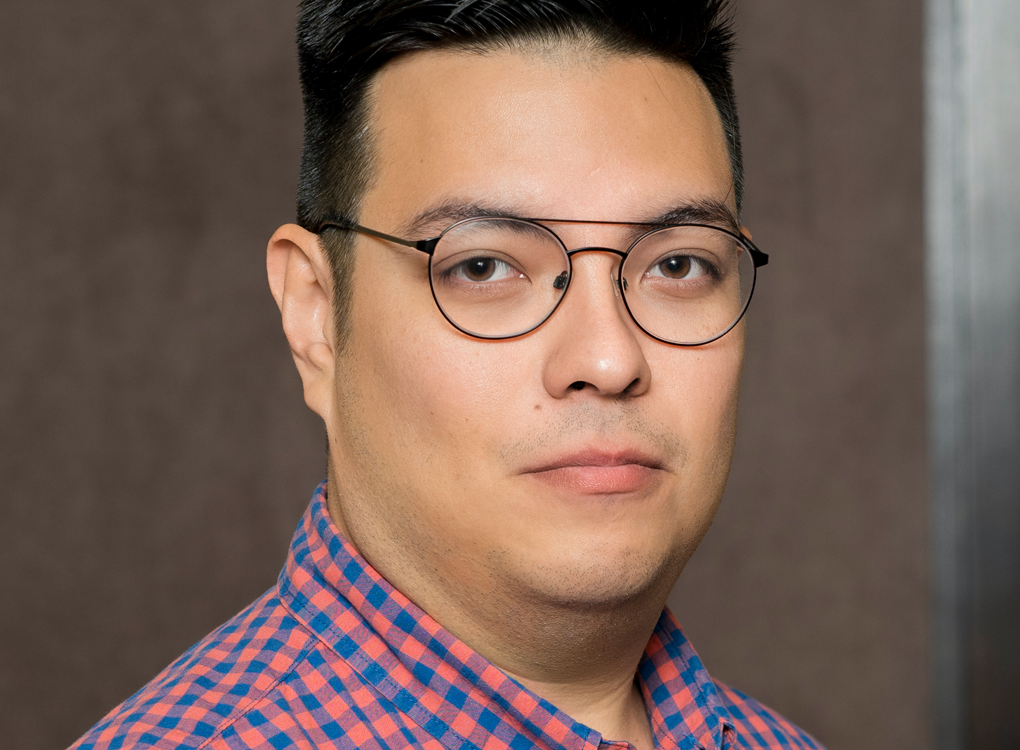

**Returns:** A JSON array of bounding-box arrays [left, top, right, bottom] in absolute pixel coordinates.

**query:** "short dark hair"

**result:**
[[296, 0, 741, 336]]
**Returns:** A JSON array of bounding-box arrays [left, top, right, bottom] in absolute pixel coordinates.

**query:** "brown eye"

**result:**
[[648, 254, 712, 280], [658, 255, 693, 279], [445, 256, 520, 284], [464, 258, 497, 281]]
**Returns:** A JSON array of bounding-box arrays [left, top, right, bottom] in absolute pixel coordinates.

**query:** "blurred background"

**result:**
[[1, 1, 1017, 749]]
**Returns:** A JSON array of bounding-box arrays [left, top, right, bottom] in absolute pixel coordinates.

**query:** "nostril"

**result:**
[[568, 381, 586, 391]]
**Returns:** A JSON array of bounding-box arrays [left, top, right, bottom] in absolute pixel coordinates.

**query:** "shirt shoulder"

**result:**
[[713, 680, 827, 750], [71, 586, 318, 750]]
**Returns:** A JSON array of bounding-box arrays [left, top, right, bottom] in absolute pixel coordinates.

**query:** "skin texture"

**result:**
[[267, 47, 745, 750]]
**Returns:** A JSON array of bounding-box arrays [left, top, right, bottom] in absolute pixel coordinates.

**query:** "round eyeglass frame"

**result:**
[[313, 215, 769, 346]]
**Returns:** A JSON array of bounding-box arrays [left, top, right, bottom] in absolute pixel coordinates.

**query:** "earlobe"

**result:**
[[266, 224, 337, 421]]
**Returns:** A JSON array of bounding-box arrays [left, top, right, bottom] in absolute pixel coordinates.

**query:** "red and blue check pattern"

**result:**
[[72, 482, 825, 750]]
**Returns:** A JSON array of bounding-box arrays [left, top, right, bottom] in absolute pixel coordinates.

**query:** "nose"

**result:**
[[541, 250, 651, 399]]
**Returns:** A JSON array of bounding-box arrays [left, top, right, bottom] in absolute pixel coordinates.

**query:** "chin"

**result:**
[[500, 540, 683, 611]]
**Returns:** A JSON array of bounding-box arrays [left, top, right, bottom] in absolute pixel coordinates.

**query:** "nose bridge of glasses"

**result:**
[[559, 247, 632, 307], [565, 246, 627, 285], [565, 246, 628, 259]]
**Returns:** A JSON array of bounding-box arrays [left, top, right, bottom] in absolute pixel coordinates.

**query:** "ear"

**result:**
[[740, 226, 753, 242], [267, 223, 337, 423]]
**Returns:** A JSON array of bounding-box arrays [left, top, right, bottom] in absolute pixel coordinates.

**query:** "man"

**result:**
[[74, 1, 824, 748]]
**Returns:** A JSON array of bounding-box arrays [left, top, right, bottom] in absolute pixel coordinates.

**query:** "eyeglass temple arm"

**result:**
[[748, 246, 769, 268], [313, 219, 438, 255]]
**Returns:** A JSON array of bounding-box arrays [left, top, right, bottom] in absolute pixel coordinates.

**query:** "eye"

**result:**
[[646, 254, 713, 280], [448, 256, 522, 283]]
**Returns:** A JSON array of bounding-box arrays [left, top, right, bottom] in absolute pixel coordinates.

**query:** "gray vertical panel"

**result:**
[[926, 1, 969, 746], [965, 1, 1020, 745], [927, 0, 1020, 746]]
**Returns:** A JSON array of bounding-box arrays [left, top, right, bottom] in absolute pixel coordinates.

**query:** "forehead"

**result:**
[[361, 46, 734, 227]]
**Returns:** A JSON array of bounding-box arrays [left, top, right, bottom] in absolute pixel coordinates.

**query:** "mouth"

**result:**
[[521, 448, 665, 495]]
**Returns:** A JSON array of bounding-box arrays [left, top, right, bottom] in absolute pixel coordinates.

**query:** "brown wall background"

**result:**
[[0, 2, 927, 749]]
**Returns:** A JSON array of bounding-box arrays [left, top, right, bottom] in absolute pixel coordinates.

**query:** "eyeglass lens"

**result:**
[[428, 218, 755, 345]]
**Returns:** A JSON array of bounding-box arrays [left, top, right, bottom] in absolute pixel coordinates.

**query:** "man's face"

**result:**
[[323, 48, 743, 626]]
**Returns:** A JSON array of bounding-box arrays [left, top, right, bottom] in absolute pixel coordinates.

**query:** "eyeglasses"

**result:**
[[313, 216, 768, 346]]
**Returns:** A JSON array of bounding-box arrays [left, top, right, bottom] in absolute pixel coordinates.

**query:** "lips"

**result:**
[[522, 448, 664, 495]]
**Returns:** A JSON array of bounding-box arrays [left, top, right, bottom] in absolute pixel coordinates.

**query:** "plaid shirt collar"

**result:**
[[278, 482, 732, 750]]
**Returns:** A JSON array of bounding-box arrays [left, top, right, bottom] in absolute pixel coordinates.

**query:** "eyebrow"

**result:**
[[402, 202, 515, 236], [642, 201, 741, 233], [401, 198, 741, 238]]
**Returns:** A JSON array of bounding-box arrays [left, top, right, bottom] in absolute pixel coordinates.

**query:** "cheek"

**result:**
[[697, 339, 743, 481], [654, 331, 743, 469], [344, 262, 535, 481]]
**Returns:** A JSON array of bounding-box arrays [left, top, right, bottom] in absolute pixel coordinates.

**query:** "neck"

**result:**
[[425, 570, 672, 750], [510, 661, 656, 750]]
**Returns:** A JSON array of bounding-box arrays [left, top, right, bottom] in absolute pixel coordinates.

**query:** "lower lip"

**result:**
[[527, 464, 658, 495]]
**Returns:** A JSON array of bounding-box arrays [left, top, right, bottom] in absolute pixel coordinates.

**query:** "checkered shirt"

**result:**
[[72, 482, 825, 750]]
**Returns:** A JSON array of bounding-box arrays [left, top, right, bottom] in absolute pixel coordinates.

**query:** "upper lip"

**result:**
[[522, 447, 665, 473]]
